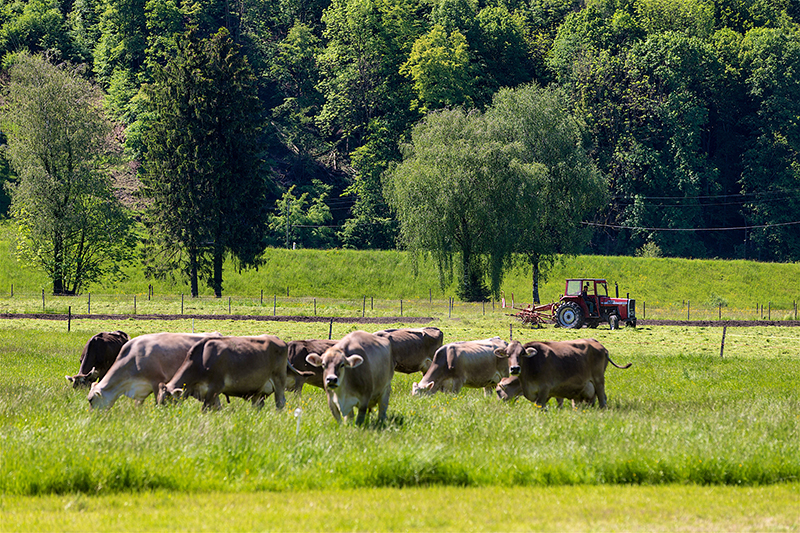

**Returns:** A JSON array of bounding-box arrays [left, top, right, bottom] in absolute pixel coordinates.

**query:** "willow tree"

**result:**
[[486, 84, 607, 303], [384, 107, 542, 301], [1, 52, 133, 295]]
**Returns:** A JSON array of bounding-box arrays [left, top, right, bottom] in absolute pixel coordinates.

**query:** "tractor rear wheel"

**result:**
[[557, 302, 584, 329]]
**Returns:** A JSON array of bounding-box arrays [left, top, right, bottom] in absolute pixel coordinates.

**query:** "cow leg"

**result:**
[[274, 386, 286, 411], [483, 386, 493, 397], [355, 405, 369, 426], [377, 383, 391, 423], [327, 393, 343, 423], [596, 379, 607, 408]]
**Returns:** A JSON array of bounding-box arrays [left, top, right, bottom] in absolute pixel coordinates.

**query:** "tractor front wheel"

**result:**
[[557, 302, 584, 329]]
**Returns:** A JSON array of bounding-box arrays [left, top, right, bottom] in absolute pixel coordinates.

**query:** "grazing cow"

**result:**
[[495, 339, 631, 408], [373, 327, 444, 374], [411, 337, 509, 396], [66, 331, 129, 388], [285, 339, 338, 395], [87, 332, 219, 410], [305, 330, 393, 425], [158, 335, 289, 411], [495, 375, 572, 408]]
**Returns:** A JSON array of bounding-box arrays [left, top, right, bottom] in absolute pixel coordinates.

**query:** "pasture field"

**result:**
[[1, 314, 799, 530]]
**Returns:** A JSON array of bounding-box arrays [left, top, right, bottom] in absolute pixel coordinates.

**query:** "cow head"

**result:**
[[87, 383, 114, 410], [495, 376, 521, 402], [156, 383, 186, 404], [496, 341, 536, 376], [411, 380, 435, 396], [66, 367, 100, 389], [305, 349, 363, 390]]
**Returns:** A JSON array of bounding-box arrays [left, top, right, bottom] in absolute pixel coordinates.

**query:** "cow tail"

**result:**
[[607, 355, 632, 369]]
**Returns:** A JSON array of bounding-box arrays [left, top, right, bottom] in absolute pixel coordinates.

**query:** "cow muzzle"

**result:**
[[509, 365, 521, 375], [325, 375, 339, 389]]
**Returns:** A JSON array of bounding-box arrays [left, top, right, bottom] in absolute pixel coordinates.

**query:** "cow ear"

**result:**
[[346, 354, 364, 368], [65, 375, 75, 383], [306, 353, 324, 367], [524, 347, 537, 357], [494, 348, 508, 359]]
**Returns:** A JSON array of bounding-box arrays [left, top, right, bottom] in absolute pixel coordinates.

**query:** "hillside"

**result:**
[[2, 223, 799, 311]]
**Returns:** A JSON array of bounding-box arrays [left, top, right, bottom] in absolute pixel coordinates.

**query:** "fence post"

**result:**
[[261, 290, 263, 305], [181, 294, 184, 315], [10, 284, 12, 297], [643, 301, 646, 320], [362, 296, 366, 318], [720, 326, 727, 358], [42, 289, 45, 313], [510, 323, 513, 341], [134, 295, 137, 315], [687, 300, 690, 320], [483, 300, 485, 316], [229, 297, 232, 314], [768, 302, 771, 320], [328, 318, 333, 340], [68, 306, 71, 332], [314, 298, 317, 316], [719, 304, 721, 321], [88, 293, 91, 314], [371, 297, 374, 311], [400, 299, 403, 317], [273, 295, 276, 316]]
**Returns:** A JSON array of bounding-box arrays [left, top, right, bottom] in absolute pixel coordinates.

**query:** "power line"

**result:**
[[584, 220, 800, 232]]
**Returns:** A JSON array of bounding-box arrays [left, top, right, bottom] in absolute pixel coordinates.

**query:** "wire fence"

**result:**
[[0, 289, 799, 323]]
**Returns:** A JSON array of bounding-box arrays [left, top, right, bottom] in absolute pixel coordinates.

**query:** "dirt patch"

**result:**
[[637, 319, 800, 327]]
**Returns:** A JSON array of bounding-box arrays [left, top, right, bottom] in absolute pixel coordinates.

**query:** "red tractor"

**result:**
[[554, 278, 636, 329]]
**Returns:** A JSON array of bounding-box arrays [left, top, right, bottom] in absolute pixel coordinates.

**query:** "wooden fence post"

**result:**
[[68, 306, 71, 332], [328, 318, 333, 340], [134, 295, 137, 315], [228, 297, 232, 314], [720, 326, 727, 358], [42, 289, 45, 313], [273, 295, 276, 316], [88, 293, 91, 314], [181, 294, 184, 315], [314, 298, 317, 316]]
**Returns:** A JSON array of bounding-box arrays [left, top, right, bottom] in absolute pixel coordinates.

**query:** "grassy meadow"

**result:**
[[2, 223, 800, 530]]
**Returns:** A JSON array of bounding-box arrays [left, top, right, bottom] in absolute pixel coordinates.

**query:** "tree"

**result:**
[[384, 108, 538, 301], [0, 52, 133, 294], [486, 84, 607, 303], [139, 28, 271, 297], [268, 181, 336, 248]]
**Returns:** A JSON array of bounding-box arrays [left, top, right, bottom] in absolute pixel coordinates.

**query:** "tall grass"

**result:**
[[1, 319, 798, 495]]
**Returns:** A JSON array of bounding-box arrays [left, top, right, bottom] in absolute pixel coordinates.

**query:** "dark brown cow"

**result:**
[[305, 330, 393, 425], [158, 335, 289, 411], [66, 331, 129, 388], [87, 332, 219, 409], [285, 339, 338, 395], [373, 327, 444, 374], [495, 339, 631, 408], [412, 337, 509, 396]]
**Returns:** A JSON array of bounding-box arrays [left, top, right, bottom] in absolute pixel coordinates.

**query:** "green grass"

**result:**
[[3, 217, 800, 319], [3, 484, 799, 532], [2, 319, 799, 497]]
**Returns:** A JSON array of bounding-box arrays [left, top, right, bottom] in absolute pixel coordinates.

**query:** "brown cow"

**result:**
[[495, 339, 631, 408], [158, 335, 289, 411], [66, 330, 129, 388], [495, 375, 573, 408], [373, 327, 444, 374], [305, 330, 393, 425], [285, 339, 338, 395], [411, 337, 509, 396], [87, 332, 219, 410]]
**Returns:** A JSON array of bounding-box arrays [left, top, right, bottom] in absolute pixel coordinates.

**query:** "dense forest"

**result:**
[[0, 0, 799, 268]]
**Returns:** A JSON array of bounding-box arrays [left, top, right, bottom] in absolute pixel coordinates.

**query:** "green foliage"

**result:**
[[139, 28, 271, 297], [269, 182, 337, 249], [0, 52, 134, 295]]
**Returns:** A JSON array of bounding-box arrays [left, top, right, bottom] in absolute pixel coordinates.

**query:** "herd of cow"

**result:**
[[65, 327, 632, 424]]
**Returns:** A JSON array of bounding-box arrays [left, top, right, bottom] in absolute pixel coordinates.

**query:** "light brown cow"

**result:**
[[305, 330, 393, 425], [495, 375, 573, 408], [411, 337, 509, 396], [158, 335, 289, 410], [373, 327, 444, 374], [285, 339, 338, 395], [66, 330, 129, 388], [87, 332, 219, 409], [495, 339, 631, 408]]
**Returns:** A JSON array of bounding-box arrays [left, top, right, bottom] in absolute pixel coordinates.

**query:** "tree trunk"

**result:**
[[189, 246, 199, 298], [53, 234, 64, 295], [212, 247, 223, 298]]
